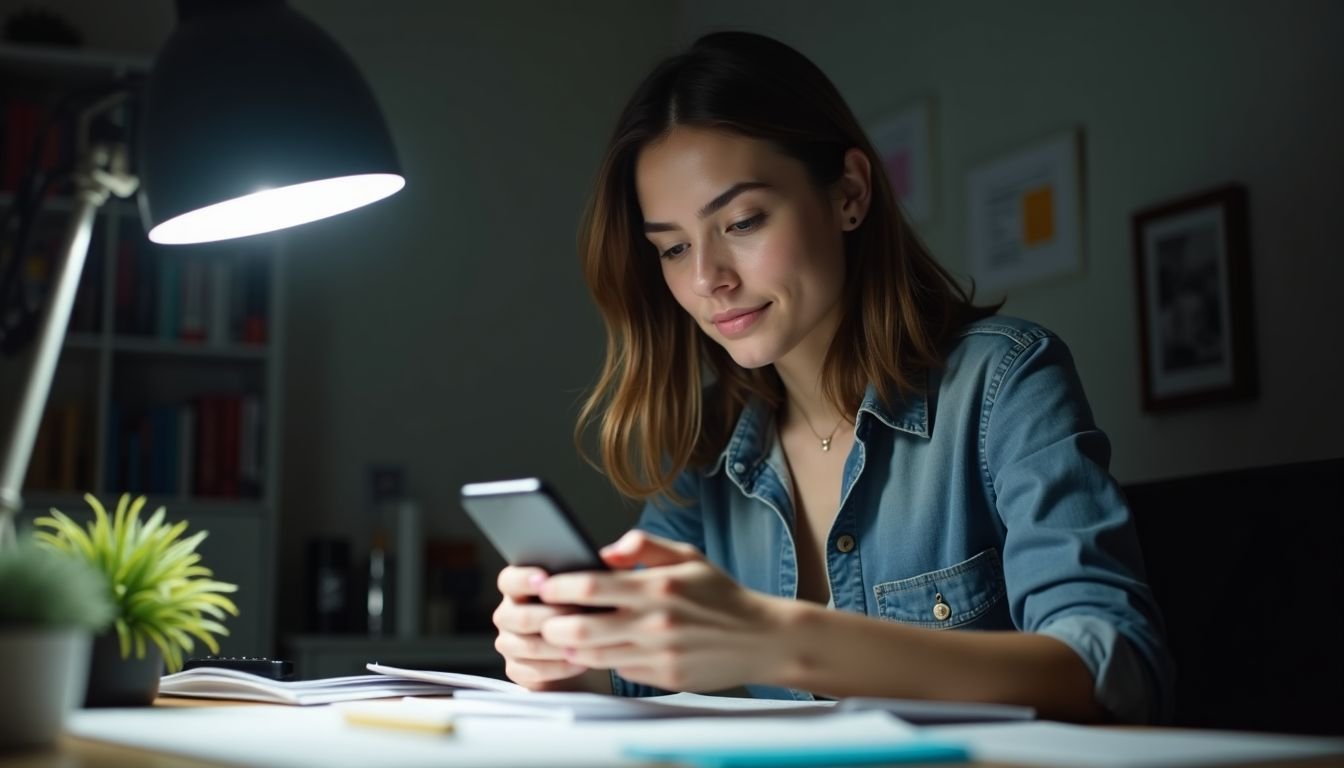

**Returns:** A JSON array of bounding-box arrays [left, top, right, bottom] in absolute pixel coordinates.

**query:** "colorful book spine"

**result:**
[[157, 247, 181, 340], [209, 257, 232, 345], [240, 396, 262, 497], [180, 255, 208, 343]]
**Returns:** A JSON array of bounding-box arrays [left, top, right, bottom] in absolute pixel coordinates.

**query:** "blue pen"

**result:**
[[623, 740, 970, 767]]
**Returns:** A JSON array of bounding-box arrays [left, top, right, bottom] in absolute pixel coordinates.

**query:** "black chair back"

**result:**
[[1126, 458, 1344, 735]]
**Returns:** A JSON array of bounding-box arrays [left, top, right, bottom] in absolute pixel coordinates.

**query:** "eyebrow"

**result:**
[[643, 181, 773, 234]]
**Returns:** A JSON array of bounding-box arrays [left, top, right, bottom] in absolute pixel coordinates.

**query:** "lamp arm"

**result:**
[[0, 186, 102, 546], [0, 94, 139, 548]]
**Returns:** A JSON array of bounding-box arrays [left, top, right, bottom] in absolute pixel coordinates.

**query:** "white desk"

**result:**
[[14, 698, 1344, 768]]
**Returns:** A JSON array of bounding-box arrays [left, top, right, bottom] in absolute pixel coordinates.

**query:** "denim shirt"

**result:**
[[611, 316, 1174, 724]]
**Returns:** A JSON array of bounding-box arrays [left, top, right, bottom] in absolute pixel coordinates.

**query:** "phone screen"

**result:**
[[460, 478, 608, 574]]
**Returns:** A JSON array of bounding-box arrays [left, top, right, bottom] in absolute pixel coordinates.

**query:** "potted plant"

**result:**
[[34, 493, 240, 706], [0, 540, 113, 748]]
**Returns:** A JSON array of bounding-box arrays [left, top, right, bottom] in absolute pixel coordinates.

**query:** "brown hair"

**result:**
[[576, 31, 995, 500]]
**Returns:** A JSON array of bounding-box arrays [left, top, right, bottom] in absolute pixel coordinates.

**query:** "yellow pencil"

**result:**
[[341, 707, 456, 735]]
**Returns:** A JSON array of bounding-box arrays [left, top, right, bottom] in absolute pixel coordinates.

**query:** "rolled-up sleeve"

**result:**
[[984, 332, 1174, 723]]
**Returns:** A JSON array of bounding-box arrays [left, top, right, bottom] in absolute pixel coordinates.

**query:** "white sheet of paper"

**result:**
[[926, 721, 1344, 767], [446, 689, 837, 720], [365, 663, 526, 693]]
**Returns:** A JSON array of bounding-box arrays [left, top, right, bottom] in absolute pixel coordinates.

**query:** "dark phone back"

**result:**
[[460, 478, 608, 574]]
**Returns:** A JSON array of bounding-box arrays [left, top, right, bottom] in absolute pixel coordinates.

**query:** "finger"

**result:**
[[563, 643, 666, 672], [495, 631, 569, 661], [600, 530, 704, 569], [539, 570, 650, 608], [541, 562, 709, 608], [545, 601, 721, 651], [497, 566, 550, 598], [539, 610, 642, 649], [505, 659, 588, 688], [495, 600, 581, 635]]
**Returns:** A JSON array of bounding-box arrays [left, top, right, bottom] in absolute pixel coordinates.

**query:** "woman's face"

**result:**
[[636, 126, 851, 371]]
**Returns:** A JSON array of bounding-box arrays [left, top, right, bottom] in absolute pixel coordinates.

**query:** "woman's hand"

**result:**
[[492, 565, 592, 690], [536, 531, 789, 692]]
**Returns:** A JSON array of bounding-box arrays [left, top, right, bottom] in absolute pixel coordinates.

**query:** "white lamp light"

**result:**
[[0, 0, 403, 543]]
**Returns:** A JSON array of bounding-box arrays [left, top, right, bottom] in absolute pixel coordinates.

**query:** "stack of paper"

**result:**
[[161, 662, 1037, 725]]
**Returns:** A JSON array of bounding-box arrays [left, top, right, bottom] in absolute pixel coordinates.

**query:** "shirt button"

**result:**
[[732, 461, 746, 475], [933, 593, 952, 621], [835, 534, 856, 553]]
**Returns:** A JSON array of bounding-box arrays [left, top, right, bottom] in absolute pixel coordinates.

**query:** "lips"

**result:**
[[711, 303, 770, 338]]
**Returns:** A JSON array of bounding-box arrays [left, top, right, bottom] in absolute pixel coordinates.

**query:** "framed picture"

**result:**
[[869, 98, 935, 224], [1132, 184, 1257, 411], [966, 128, 1083, 295]]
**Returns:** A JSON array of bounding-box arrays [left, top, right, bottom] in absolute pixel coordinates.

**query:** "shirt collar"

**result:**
[[708, 395, 774, 479], [708, 372, 931, 478], [856, 372, 930, 438]]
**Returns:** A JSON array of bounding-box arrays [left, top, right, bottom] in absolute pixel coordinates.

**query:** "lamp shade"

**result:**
[[139, 0, 404, 244]]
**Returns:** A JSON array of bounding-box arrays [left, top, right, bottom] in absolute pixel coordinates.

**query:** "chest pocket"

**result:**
[[873, 548, 1006, 629]]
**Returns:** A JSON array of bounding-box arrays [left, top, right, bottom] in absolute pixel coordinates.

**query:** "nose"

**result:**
[[692, 239, 736, 297]]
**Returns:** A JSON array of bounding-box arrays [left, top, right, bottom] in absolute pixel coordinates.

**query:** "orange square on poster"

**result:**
[[1021, 185, 1055, 245]]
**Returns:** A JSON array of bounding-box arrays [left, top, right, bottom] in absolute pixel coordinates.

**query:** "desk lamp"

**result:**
[[0, 0, 404, 545]]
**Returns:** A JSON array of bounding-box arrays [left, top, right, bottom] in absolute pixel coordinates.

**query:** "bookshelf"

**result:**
[[0, 42, 283, 656]]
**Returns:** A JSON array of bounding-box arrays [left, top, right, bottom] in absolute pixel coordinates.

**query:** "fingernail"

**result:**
[[602, 531, 636, 554], [528, 573, 546, 589]]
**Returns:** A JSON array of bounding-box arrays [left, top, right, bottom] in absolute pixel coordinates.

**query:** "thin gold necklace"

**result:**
[[792, 403, 847, 452]]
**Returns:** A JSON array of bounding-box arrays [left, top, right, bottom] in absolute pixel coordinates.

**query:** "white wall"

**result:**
[[676, 0, 1344, 484]]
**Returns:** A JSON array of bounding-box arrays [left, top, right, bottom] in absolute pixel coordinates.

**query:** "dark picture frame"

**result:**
[[1132, 184, 1257, 411]]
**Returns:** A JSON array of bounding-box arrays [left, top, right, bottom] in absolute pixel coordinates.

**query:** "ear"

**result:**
[[833, 147, 872, 231]]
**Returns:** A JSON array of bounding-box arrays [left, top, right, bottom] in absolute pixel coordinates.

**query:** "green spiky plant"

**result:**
[[34, 493, 240, 672]]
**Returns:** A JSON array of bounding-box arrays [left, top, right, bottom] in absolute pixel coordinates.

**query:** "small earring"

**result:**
[[849, 216, 857, 225]]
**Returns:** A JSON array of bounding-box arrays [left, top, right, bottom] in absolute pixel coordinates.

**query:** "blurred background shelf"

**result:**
[[108, 335, 269, 360], [1, 41, 285, 657]]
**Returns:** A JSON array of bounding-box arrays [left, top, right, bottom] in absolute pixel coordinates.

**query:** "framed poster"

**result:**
[[869, 98, 934, 224], [1132, 184, 1258, 411], [966, 129, 1083, 294]]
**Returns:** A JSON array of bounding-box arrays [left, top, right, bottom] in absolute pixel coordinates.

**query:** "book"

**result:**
[[208, 256, 231, 345], [219, 396, 240, 497], [156, 247, 180, 340], [157, 664, 521, 706], [177, 404, 195, 497], [196, 396, 219, 496], [180, 254, 207, 342], [238, 396, 261, 497]]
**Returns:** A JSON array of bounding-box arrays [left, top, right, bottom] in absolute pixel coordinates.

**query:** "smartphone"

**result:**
[[460, 477, 609, 574]]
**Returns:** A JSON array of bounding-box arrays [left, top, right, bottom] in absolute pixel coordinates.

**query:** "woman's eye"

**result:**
[[727, 213, 766, 233], [660, 243, 688, 260]]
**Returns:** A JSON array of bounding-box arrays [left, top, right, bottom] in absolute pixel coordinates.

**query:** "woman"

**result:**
[[492, 30, 1172, 724]]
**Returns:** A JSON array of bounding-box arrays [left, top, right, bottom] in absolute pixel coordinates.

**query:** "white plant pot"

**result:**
[[0, 628, 91, 749]]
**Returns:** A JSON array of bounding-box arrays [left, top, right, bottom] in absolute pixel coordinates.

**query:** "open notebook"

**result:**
[[158, 664, 522, 706]]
